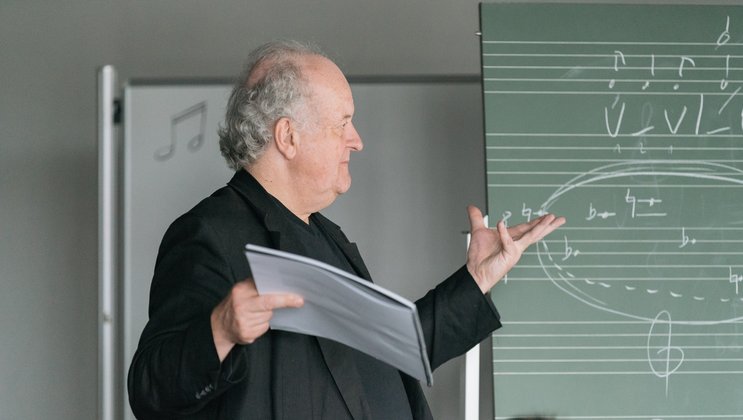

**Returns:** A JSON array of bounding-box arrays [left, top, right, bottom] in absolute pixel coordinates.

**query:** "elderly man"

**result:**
[[128, 40, 564, 419]]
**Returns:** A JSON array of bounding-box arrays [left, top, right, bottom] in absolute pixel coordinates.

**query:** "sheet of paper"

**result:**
[[245, 244, 433, 386]]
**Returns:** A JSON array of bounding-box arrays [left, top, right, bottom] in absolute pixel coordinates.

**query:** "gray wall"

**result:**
[[0, 2, 484, 419]]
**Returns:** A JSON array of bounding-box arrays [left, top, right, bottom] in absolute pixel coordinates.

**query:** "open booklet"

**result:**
[[244, 243, 433, 386]]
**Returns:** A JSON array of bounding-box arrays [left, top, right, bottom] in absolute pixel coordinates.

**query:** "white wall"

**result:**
[[0, 2, 484, 419]]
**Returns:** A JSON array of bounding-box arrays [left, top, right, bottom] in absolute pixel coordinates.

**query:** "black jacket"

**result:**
[[128, 170, 501, 419]]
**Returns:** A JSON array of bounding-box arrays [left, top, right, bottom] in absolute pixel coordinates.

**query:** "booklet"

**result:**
[[244, 243, 433, 386]]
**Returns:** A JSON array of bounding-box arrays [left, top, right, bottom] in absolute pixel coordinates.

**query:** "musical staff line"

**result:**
[[506, 277, 741, 281], [485, 90, 743, 96], [539, 239, 743, 243], [483, 40, 743, 46], [483, 53, 743, 58], [486, 133, 743, 137], [546, 226, 743, 230], [522, 250, 743, 256], [515, 264, 743, 268], [487, 146, 743, 150], [484, 65, 743, 71], [493, 371, 743, 375], [489, 171, 743, 177], [490, 184, 743, 188], [487, 158, 743, 162], [492, 345, 743, 350], [494, 357, 743, 362], [494, 415, 743, 419], [485, 78, 743, 84], [501, 320, 743, 325], [496, 332, 743, 338]]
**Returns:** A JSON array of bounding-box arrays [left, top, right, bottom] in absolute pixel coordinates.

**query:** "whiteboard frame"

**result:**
[[99, 72, 494, 420]]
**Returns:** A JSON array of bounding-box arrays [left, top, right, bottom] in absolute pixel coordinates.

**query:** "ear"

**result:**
[[273, 117, 298, 160]]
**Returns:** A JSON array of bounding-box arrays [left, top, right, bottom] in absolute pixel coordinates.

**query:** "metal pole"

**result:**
[[98, 65, 117, 420]]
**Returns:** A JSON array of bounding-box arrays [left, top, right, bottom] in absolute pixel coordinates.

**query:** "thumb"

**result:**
[[467, 205, 486, 232], [262, 293, 305, 310]]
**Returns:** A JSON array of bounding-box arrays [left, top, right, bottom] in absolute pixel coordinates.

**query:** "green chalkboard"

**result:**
[[481, 3, 743, 419]]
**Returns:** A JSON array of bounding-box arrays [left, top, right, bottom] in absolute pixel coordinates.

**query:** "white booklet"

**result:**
[[244, 243, 433, 386]]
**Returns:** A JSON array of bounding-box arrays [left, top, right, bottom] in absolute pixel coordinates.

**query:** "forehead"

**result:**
[[301, 56, 354, 116]]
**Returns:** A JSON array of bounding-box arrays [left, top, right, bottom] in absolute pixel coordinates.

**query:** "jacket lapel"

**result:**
[[312, 213, 373, 282], [315, 337, 371, 419], [310, 216, 375, 419]]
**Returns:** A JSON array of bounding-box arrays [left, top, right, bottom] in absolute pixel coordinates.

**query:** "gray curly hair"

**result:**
[[218, 40, 326, 170]]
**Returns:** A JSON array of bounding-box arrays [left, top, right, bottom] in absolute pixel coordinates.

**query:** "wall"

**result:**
[[0, 1, 484, 419]]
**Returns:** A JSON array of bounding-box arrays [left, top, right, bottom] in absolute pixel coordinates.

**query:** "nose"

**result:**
[[347, 122, 363, 152]]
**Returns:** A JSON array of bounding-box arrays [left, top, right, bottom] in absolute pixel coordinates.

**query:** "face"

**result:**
[[291, 56, 364, 210]]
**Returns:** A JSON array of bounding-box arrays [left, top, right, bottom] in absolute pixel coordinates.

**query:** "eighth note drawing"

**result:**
[[154, 101, 208, 161]]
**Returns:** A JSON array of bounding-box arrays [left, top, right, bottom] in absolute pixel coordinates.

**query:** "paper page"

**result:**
[[245, 244, 433, 385]]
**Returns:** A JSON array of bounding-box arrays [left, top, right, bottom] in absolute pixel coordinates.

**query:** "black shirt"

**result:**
[[270, 196, 414, 420]]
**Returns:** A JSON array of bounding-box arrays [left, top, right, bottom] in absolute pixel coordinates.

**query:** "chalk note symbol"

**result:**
[[678, 227, 697, 248], [608, 50, 626, 89], [730, 267, 743, 295], [604, 101, 625, 138], [718, 85, 741, 115], [154, 101, 208, 161], [624, 188, 667, 219], [677, 56, 695, 78], [562, 235, 580, 261], [721, 54, 731, 90], [502, 210, 512, 227], [522, 203, 533, 222], [586, 203, 616, 221], [716, 15, 731, 49], [664, 106, 687, 135]]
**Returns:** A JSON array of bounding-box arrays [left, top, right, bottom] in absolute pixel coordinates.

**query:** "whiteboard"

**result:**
[[117, 77, 486, 420]]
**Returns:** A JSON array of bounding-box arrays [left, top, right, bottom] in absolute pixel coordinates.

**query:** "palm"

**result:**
[[466, 206, 565, 293]]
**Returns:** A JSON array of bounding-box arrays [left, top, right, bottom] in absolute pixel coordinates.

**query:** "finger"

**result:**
[[231, 278, 260, 298], [237, 319, 272, 344], [540, 216, 567, 238], [506, 215, 547, 239], [517, 214, 565, 245], [467, 205, 487, 232], [496, 219, 516, 254], [259, 293, 305, 310]]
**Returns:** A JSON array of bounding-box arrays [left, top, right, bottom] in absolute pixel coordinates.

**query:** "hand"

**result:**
[[211, 278, 304, 362], [466, 205, 565, 293]]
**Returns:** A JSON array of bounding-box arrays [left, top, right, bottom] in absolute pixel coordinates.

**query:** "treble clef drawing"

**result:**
[[154, 101, 207, 161], [647, 310, 685, 396]]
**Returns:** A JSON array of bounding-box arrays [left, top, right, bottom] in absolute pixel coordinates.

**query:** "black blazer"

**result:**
[[128, 170, 501, 419]]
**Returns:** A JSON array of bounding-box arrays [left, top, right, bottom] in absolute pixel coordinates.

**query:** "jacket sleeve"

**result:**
[[415, 265, 502, 370], [127, 213, 249, 418]]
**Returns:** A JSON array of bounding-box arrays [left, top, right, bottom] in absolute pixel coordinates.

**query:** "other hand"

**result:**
[[211, 278, 304, 361]]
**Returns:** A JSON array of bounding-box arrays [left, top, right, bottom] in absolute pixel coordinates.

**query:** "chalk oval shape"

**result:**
[[536, 160, 743, 325]]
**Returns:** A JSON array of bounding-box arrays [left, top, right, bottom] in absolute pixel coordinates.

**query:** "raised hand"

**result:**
[[466, 205, 565, 293]]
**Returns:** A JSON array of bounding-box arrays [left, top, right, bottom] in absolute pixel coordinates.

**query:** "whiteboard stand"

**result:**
[[464, 344, 480, 420], [463, 214, 488, 420], [97, 64, 117, 420]]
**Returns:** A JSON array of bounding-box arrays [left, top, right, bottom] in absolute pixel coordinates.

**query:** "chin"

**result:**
[[335, 176, 352, 195]]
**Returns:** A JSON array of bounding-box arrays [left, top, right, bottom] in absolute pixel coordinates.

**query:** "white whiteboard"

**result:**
[[117, 77, 486, 420]]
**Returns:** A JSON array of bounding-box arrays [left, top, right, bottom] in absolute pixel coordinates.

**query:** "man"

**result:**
[[128, 40, 565, 419]]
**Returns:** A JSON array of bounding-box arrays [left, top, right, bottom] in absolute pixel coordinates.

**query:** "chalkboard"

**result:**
[[117, 77, 486, 420], [481, 3, 743, 419]]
